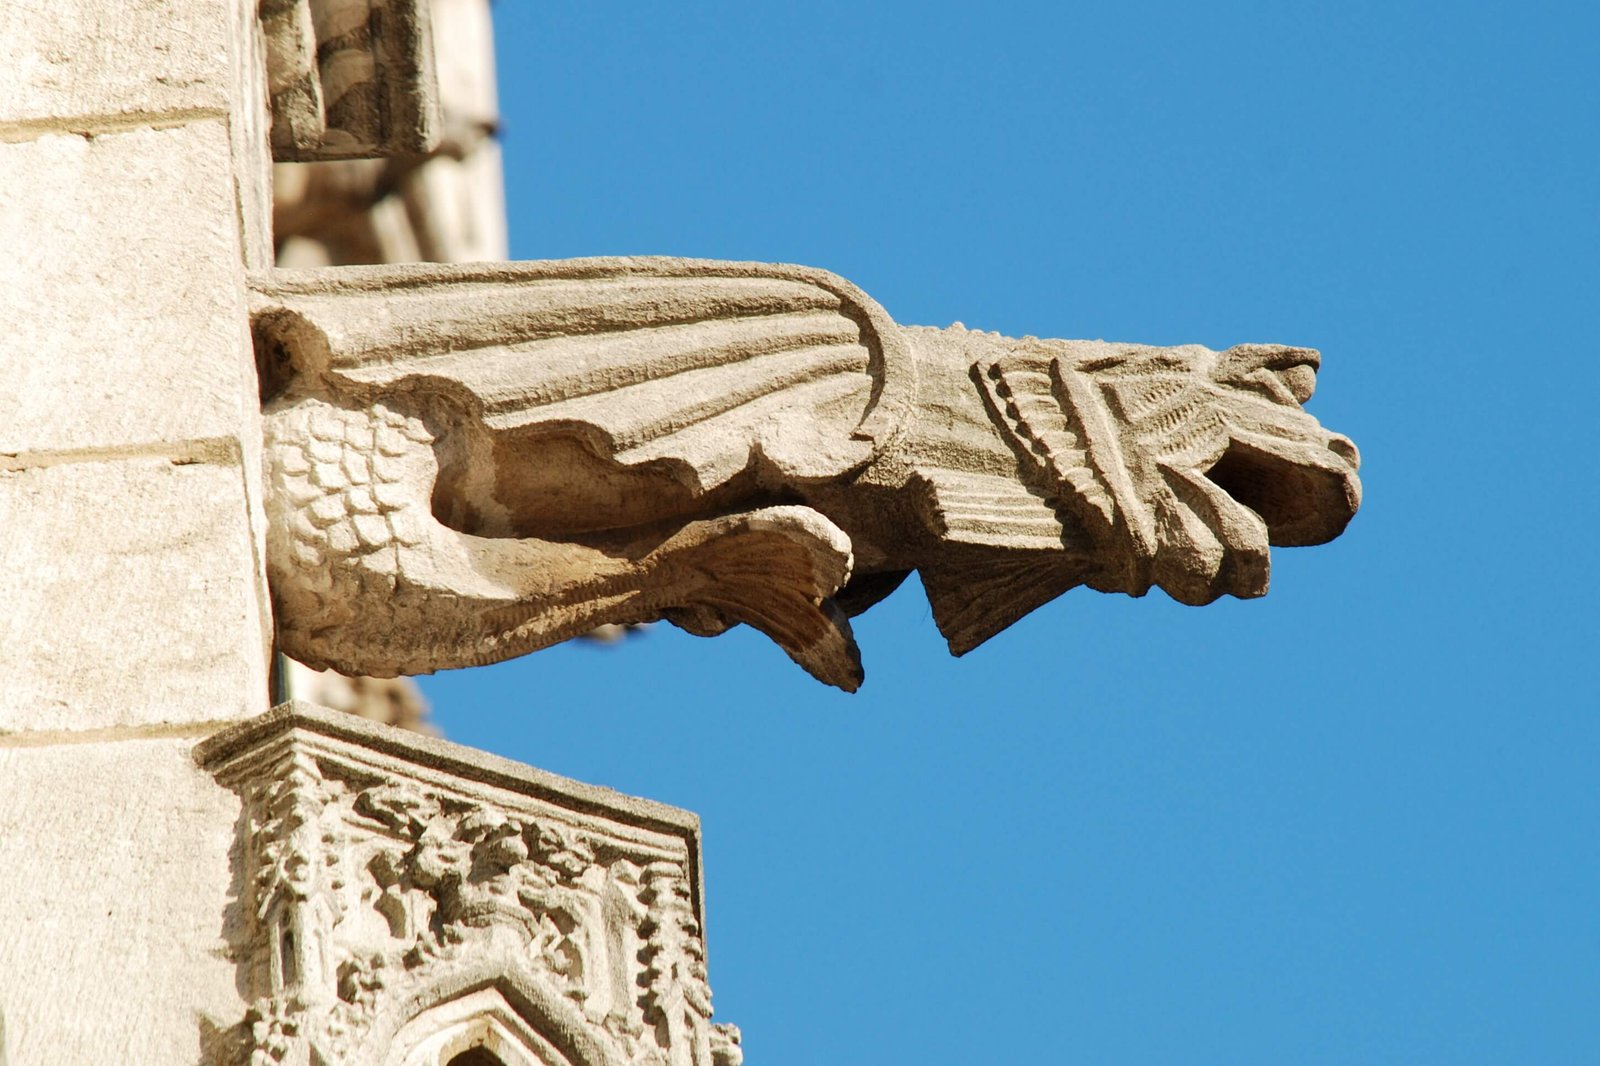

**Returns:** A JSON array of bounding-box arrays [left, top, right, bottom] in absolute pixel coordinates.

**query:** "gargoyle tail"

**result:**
[[655, 506, 863, 692]]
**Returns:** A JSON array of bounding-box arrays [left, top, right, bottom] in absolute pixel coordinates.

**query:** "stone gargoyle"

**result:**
[[253, 257, 1360, 690]]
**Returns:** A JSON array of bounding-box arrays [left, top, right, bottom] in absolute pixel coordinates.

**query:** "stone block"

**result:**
[[0, 457, 270, 732], [0, 120, 256, 457], [0, 736, 245, 1064], [0, 0, 235, 129]]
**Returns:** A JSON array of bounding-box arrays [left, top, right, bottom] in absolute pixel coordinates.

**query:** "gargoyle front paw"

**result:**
[[652, 506, 863, 691]]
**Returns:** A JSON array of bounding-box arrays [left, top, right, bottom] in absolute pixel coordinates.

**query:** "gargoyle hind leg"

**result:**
[[431, 504, 863, 689], [266, 396, 863, 689], [650, 507, 863, 691]]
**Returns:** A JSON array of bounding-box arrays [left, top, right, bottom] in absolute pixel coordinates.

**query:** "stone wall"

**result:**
[[0, 7, 741, 1062], [0, 1, 271, 1058], [0, 0, 274, 733]]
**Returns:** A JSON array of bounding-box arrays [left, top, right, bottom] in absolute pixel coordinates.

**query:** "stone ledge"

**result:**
[[197, 700, 704, 863], [0, 0, 236, 131]]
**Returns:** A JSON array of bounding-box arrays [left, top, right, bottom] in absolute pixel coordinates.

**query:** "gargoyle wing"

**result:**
[[253, 257, 914, 499]]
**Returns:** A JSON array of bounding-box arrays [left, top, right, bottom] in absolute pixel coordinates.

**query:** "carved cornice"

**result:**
[[197, 702, 740, 1065]]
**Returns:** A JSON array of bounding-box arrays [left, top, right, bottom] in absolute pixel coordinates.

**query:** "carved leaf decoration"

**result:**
[[255, 259, 914, 494], [216, 724, 724, 1066], [1093, 370, 1232, 478], [921, 548, 1079, 657], [974, 353, 1118, 544]]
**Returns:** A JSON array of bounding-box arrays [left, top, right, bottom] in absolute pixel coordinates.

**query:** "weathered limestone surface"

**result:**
[[0, 0, 273, 736], [0, 0, 274, 1052], [254, 259, 1362, 691], [0, 0, 235, 132], [229, 0, 275, 271], [0, 736, 246, 1064], [0, 457, 269, 732], [0, 120, 254, 456]]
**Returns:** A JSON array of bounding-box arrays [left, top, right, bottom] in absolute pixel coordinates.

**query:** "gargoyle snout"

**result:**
[[1262, 345, 1321, 406], [1327, 433, 1360, 470]]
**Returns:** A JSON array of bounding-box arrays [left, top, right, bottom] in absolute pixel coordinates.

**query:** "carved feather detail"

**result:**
[[917, 469, 1066, 551], [921, 549, 1079, 657], [255, 259, 913, 493], [974, 354, 1120, 543], [254, 262, 1361, 689]]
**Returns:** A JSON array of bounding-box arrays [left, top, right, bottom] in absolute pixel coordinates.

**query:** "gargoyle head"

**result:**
[[1053, 340, 1361, 600], [912, 329, 1362, 653]]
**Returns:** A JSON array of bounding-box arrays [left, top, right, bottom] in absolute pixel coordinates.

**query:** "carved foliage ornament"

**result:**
[[201, 705, 741, 1066], [254, 258, 1361, 690]]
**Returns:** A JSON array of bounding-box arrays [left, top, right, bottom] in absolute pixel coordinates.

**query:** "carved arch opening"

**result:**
[[385, 985, 600, 1066], [373, 962, 622, 1066], [449, 1049, 510, 1066], [385, 987, 560, 1066]]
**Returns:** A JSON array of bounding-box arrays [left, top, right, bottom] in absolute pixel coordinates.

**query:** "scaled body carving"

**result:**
[[255, 258, 1360, 690]]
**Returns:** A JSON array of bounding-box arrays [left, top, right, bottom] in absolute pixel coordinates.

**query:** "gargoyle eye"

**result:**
[[1218, 345, 1320, 406], [1236, 368, 1307, 406]]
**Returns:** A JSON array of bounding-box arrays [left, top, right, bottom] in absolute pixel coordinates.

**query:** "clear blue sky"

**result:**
[[418, 4, 1599, 1062]]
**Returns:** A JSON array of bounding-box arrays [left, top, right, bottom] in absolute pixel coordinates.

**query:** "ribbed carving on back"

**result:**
[[976, 354, 1117, 541]]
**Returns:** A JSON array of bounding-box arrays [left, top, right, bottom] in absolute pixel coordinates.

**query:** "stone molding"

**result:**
[[261, 0, 440, 161], [197, 702, 741, 1065]]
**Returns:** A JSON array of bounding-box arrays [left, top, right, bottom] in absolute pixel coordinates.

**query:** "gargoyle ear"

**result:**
[[920, 549, 1078, 656]]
